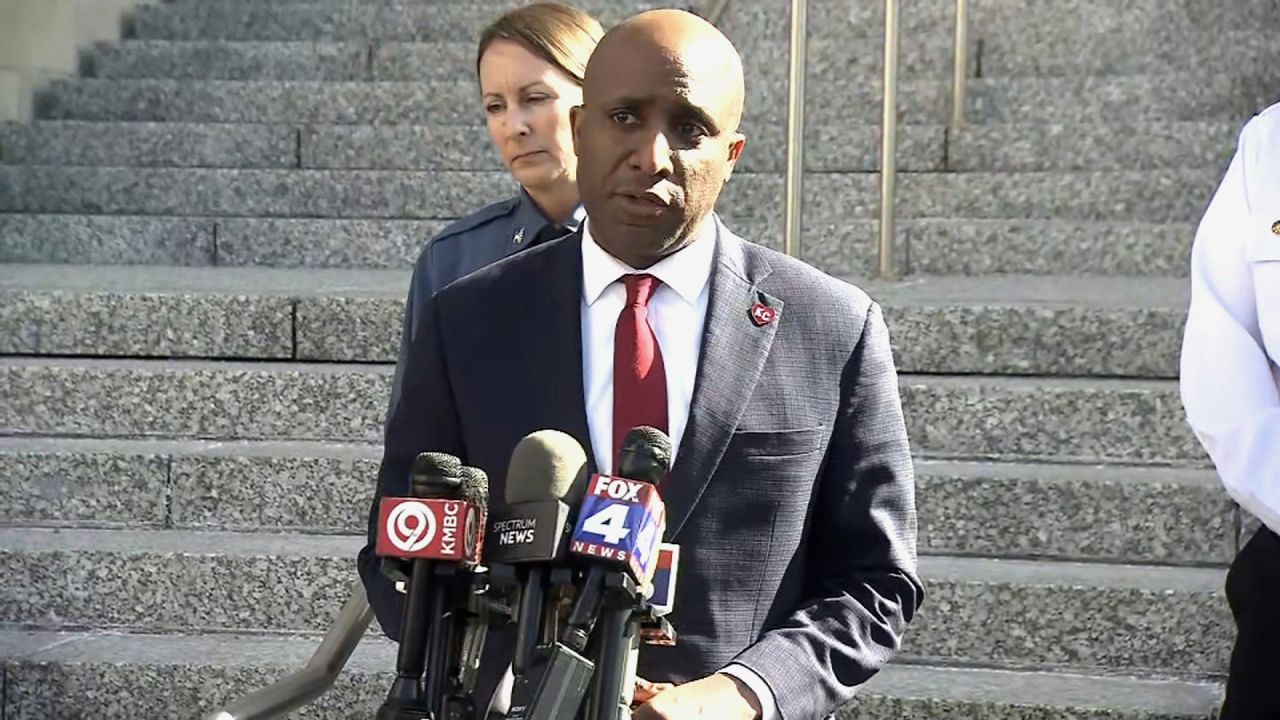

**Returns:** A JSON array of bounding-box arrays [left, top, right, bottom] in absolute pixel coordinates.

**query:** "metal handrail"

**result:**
[[952, 0, 970, 127], [783, 0, 808, 258], [205, 579, 374, 720], [703, 0, 732, 26], [877, 0, 901, 279]]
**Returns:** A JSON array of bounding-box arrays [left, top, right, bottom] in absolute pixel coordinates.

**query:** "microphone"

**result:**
[[450, 466, 494, 706], [375, 452, 468, 720], [571, 427, 673, 720], [427, 465, 490, 720], [485, 430, 597, 720]]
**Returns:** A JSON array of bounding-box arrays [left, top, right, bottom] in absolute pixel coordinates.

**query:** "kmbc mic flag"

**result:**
[[569, 474, 666, 583], [376, 497, 485, 564]]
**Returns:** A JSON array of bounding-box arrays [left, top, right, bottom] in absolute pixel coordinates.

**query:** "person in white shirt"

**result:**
[[1181, 100, 1280, 720]]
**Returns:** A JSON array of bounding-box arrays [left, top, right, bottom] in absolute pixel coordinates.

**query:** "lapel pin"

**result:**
[[1272, 220, 1280, 236], [513, 227, 525, 245], [749, 302, 778, 327]]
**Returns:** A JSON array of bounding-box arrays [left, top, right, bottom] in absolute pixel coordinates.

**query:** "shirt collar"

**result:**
[[514, 188, 587, 242], [581, 216, 717, 307]]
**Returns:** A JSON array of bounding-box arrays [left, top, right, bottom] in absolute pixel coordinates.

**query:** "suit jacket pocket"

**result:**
[[729, 426, 826, 458]]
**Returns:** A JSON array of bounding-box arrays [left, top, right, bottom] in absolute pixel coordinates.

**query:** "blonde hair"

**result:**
[[477, 2, 604, 86]]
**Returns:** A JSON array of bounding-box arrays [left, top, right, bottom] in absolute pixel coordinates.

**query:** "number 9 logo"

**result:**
[[387, 501, 437, 553]]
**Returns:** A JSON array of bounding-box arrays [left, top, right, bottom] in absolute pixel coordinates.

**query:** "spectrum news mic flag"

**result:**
[[374, 452, 488, 720], [483, 430, 589, 717], [506, 426, 675, 720]]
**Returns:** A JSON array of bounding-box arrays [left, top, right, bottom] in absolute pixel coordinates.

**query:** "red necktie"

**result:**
[[613, 274, 668, 469]]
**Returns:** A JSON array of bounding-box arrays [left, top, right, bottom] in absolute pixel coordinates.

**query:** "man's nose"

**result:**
[[629, 129, 674, 178]]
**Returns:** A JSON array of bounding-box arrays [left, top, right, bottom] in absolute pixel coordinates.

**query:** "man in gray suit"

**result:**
[[359, 9, 922, 719]]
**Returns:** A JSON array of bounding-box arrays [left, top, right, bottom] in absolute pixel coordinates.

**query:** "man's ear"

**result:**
[[570, 105, 583, 154], [724, 132, 746, 182]]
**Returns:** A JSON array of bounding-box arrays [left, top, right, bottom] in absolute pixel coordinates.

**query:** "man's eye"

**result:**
[[611, 111, 639, 126], [680, 122, 708, 139]]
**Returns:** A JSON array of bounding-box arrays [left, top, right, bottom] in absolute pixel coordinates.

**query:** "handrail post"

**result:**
[[951, 0, 969, 128], [704, 0, 732, 26], [783, 0, 808, 258], [878, 0, 900, 279]]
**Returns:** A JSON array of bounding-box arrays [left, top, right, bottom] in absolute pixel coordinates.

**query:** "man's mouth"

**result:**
[[617, 190, 671, 208]]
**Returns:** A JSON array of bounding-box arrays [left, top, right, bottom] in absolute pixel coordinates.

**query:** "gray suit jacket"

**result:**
[[358, 219, 923, 720]]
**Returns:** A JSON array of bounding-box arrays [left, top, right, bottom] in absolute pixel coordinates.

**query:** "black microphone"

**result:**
[[575, 427, 673, 720], [377, 452, 464, 720], [426, 464, 490, 720]]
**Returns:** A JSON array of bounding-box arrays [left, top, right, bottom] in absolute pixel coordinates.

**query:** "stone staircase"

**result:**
[[2, 0, 1277, 717]]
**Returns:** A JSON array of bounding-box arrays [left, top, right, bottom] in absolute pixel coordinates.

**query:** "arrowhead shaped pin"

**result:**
[[749, 302, 778, 327]]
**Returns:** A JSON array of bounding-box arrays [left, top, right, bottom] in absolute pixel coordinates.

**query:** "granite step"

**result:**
[[0, 166, 1224, 223], [979, 25, 1280, 77], [0, 357, 1205, 463], [0, 435, 1234, 566], [129, 1, 672, 42], [946, 121, 1240, 172], [0, 629, 1224, 719], [92, 38, 958, 83], [5, 119, 1237, 173], [92, 39, 371, 82], [0, 527, 1230, 674], [0, 214, 1195, 278], [906, 555, 1230, 676], [0, 214, 443, 269], [0, 121, 299, 170], [87, 30, 1280, 84], [1, 266, 1190, 378], [900, 374, 1203, 465], [130, 0, 1279, 46], [0, 120, 949, 174], [31, 76, 1275, 127], [126, 1, 934, 43], [901, 219, 1194, 277]]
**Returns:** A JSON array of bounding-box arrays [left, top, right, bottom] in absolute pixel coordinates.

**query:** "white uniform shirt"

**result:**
[[1181, 101, 1280, 535]]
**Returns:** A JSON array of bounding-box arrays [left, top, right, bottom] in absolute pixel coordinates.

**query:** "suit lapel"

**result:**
[[529, 231, 597, 475], [664, 220, 781, 539]]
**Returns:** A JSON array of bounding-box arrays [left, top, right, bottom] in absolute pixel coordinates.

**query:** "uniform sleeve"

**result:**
[[358, 244, 460, 639], [1180, 114, 1280, 535]]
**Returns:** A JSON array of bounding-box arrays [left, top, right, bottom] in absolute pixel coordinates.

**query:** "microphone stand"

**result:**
[[584, 574, 643, 720]]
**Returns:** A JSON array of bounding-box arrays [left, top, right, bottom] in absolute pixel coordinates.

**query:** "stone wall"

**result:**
[[0, 0, 155, 122]]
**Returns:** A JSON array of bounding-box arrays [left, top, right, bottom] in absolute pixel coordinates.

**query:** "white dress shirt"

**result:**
[[580, 218, 778, 720], [1181, 101, 1280, 536]]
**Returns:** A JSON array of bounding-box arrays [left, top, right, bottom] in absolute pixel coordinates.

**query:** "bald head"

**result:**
[[570, 8, 748, 269], [586, 9, 745, 132]]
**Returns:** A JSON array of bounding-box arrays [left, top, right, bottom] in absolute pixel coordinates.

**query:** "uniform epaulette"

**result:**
[[429, 197, 520, 249]]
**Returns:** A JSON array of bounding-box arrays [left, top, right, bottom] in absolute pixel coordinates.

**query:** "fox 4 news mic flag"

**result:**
[[376, 496, 485, 564], [570, 473, 666, 585]]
